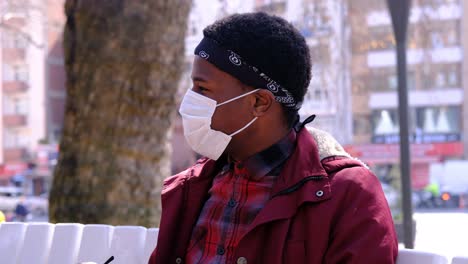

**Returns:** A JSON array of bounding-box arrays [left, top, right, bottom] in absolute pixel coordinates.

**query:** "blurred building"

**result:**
[[254, 0, 353, 144], [346, 0, 466, 189], [0, 0, 65, 190]]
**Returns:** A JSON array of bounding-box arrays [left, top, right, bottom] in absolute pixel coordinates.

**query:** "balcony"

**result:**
[[2, 47, 26, 62], [366, 3, 462, 27], [3, 114, 27, 127], [369, 89, 463, 109], [255, 1, 286, 15], [4, 147, 27, 162], [1, 14, 26, 28], [367, 47, 462, 68], [2, 81, 28, 94]]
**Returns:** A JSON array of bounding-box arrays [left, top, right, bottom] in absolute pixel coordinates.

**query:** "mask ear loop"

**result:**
[[216, 89, 261, 107], [218, 88, 260, 137], [229, 117, 258, 137]]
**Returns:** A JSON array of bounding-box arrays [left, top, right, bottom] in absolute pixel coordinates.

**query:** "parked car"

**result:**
[[0, 186, 22, 197]]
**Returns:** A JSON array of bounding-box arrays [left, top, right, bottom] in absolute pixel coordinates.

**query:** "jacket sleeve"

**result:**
[[148, 248, 157, 264], [324, 167, 399, 264]]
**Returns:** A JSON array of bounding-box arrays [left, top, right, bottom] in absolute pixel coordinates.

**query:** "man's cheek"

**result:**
[[210, 112, 224, 132]]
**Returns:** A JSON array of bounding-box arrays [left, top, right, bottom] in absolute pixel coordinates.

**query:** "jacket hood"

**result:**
[[307, 127, 350, 160], [307, 127, 368, 173]]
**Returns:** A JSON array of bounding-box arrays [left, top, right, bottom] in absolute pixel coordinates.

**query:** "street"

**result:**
[[413, 210, 468, 258]]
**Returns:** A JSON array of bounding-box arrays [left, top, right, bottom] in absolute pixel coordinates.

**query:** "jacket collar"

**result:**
[[166, 126, 352, 193], [270, 127, 329, 195], [241, 128, 336, 229]]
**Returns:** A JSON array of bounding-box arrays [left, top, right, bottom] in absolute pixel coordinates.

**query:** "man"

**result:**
[[150, 12, 398, 264]]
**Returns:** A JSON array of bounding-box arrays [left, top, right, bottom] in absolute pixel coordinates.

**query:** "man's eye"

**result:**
[[198, 86, 208, 92]]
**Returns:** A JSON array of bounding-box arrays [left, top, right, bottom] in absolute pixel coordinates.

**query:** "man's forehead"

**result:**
[[191, 56, 232, 83]]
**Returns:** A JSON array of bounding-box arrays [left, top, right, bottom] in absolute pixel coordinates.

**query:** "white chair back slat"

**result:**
[[0, 222, 28, 263], [109, 226, 147, 264], [8, 222, 468, 264], [397, 248, 449, 264], [143, 228, 159, 263], [48, 223, 84, 264], [17, 222, 55, 264], [77, 224, 114, 264], [452, 256, 468, 264]]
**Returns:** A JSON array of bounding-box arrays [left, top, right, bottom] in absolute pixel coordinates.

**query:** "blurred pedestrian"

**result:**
[[0, 210, 5, 223], [424, 182, 440, 207], [150, 12, 398, 264], [14, 197, 29, 222]]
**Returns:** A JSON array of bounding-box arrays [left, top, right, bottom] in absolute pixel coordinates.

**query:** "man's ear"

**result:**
[[251, 89, 274, 117]]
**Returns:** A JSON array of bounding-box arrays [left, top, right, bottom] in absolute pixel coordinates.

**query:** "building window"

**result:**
[[353, 115, 371, 135], [373, 107, 459, 136], [415, 106, 460, 133], [431, 32, 444, 48], [430, 28, 459, 48], [3, 129, 29, 148], [421, 0, 460, 7], [447, 71, 458, 86], [367, 27, 395, 51], [255, 0, 286, 15], [369, 71, 415, 91], [372, 109, 399, 135], [4, 130, 17, 148], [422, 64, 461, 89], [2, 64, 28, 82], [1, 31, 27, 49], [446, 28, 458, 46], [372, 106, 461, 143], [388, 75, 398, 90], [3, 96, 28, 115], [436, 72, 445, 87]]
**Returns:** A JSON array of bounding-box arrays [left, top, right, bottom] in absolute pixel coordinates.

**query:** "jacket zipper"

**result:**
[[271, 175, 324, 199], [174, 169, 194, 259]]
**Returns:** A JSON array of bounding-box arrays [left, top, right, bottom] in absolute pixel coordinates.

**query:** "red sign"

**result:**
[[0, 163, 28, 179], [412, 163, 430, 190], [344, 142, 464, 165]]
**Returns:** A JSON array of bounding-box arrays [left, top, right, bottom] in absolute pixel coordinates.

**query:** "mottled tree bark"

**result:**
[[49, 0, 191, 227]]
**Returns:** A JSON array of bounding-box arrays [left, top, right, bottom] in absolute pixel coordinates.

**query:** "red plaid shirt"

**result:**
[[185, 130, 296, 264]]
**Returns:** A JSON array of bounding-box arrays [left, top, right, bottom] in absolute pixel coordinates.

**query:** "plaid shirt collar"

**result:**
[[222, 129, 297, 181]]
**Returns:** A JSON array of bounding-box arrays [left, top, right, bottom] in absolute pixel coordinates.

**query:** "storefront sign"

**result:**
[[373, 133, 461, 144], [345, 142, 464, 165]]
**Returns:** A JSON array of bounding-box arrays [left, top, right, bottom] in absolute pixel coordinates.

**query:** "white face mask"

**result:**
[[179, 88, 260, 160]]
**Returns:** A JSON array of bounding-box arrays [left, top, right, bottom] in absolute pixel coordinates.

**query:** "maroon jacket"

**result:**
[[150, 128, 398, 264]]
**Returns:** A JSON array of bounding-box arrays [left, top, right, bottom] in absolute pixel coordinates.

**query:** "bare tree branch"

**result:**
[[0, 0, 46, 48], [0, 20, 44, 48]]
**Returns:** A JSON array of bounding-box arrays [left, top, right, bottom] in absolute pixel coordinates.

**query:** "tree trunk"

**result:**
[[49, 0, 191, 227]]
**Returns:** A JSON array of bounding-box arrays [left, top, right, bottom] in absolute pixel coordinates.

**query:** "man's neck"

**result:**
[[227, 124, 290, 161]]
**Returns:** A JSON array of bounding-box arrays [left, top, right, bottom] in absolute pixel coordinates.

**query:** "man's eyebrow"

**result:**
[[191, 76, 209, 82]]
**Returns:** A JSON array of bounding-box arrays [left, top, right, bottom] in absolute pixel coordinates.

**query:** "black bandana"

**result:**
[[194, 37, 301, 110]]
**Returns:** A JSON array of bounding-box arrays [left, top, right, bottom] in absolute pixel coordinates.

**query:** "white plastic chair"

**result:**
[[48, 223, 84, 264], [452, 256, 468, 264], [17, 222, 55, 264], [143, 228, 159, 263], [109, 225, 147, 264], [0, 222, 28, 263], [77, 224, 114, 264], [397, 248, 449, 264]]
